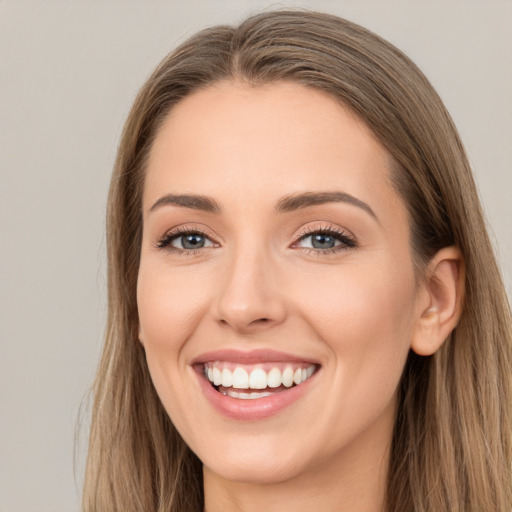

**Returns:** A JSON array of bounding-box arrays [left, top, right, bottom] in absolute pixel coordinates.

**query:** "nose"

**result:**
[[211, 247, 287, 334]]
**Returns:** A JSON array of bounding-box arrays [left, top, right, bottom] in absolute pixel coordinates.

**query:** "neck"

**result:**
[[203, 423, 391, 512]]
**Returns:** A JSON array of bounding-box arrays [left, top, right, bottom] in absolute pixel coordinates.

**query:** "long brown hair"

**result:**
[[83, 10, 512, 511]]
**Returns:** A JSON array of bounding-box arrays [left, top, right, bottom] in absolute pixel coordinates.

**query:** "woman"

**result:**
[[83, 10, 512, 512]]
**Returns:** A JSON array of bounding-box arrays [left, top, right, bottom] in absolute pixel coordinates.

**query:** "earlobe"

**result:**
[[411, 246, 464, 356]]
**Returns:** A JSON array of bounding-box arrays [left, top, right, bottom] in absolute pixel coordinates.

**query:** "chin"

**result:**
[[198, 427, 327, 486], [204, 455, 306, 486]]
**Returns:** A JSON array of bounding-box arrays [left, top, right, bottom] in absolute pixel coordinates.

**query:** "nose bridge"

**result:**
[[213, 241, 286, 332]]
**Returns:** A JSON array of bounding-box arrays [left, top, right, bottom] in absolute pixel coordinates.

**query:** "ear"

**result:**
[[411, 246, 464, 356]]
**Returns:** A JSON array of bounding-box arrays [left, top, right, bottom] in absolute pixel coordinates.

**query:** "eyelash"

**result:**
[[155, 226, 215, 256], [155, 224, 357, 256], [293, 225, 357, 255]]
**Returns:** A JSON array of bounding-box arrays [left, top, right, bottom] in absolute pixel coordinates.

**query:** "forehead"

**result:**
[[144, 81, 403, 221]]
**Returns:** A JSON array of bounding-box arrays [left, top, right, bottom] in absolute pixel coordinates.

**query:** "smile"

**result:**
[[192, 349, 320, 420], [203, 362, 317, 400]]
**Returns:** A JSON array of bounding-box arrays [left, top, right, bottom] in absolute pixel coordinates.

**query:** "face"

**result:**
[[137, 81, 423, 485]]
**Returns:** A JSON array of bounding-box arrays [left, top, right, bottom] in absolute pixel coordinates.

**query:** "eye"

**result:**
[[156, 228, 216, 253], [294, 226, 357, 253], [301, 233, 340, 250], [172, 232, 212, 250]]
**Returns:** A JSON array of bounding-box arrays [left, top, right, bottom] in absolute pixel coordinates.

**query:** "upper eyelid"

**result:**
[[293, 222, 356, 240], [159, 224, 219, 241]]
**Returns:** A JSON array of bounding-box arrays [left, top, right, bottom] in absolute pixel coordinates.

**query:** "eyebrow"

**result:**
[[149, 190, 377, 221], [149, 194, 222, 214], [276, 191, 378, 221]]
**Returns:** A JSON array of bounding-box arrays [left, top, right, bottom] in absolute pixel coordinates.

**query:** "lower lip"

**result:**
[[195, 369, 317, 421]]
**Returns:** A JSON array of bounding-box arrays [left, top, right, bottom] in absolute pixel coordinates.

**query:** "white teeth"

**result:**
[[226, 389, 274, 399], [212, 367, 222, 386], [249, 368, 267, 389], [221, 368, 232, 387], [205, 362, 317, 392], [232, 367, 249, 389], [267, 367, 282, 388], [281, 367, 294, 387]]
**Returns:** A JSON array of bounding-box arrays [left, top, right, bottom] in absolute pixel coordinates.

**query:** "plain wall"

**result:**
[[0, 1, 510, 510]]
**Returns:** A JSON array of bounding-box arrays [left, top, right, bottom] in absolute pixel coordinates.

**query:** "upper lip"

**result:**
[[191, 348, 320, 365]]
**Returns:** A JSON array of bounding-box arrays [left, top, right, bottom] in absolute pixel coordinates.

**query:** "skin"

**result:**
[[137, 81, 461, 512]]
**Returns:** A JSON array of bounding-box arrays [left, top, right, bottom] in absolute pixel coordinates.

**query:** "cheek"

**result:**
[[300, 262, 413, 333], [136, 261, 212, 432], [137, 261, 208, 348], [136, 260, 210, 410], [295, 259, 416, 391]]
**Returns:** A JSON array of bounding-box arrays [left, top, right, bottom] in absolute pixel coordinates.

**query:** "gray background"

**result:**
[[1, 1, 510, 511]]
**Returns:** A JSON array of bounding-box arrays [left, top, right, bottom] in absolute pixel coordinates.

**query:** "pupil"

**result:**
[[182, 234, 204, 249], [312, 234, 335, 249]]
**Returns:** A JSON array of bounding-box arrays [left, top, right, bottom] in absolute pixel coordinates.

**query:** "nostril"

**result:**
[[218, 317, 272, 331], [251, 318, 269, 325]]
